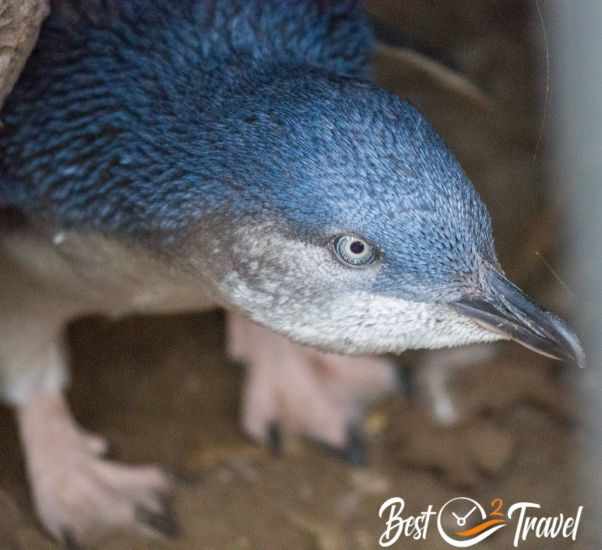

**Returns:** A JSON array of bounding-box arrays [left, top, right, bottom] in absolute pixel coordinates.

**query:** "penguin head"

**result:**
[[185, 72, 584, 367]]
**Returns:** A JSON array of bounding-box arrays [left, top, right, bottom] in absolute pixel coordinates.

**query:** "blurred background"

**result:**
[[0, 1, 599, 548]]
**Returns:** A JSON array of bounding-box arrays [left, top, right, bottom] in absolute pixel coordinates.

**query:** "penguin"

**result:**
[[0, 0, 584, 545]]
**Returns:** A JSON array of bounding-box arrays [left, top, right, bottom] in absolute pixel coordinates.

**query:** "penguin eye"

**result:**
[[333, 235, 377, 267]]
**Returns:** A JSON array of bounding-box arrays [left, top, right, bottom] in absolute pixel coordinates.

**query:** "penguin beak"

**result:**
[[450, 271, 586, 368]]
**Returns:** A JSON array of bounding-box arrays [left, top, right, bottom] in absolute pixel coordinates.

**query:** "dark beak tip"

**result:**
[[548, 313, 587, 369], [558, 338, 586, 370], [452, 271, 586, 369]]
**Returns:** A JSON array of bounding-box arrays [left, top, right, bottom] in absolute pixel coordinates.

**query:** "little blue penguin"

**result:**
[[0, 0, 584, 545]]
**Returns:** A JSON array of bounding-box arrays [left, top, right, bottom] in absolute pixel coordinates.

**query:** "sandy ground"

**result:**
[[0, 2, 599, 549]]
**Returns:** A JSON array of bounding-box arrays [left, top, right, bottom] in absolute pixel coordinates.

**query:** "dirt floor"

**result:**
[[0, 2, 599, 549]]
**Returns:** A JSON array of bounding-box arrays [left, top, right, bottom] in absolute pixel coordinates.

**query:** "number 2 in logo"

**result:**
[[490, 498, 505, 518]]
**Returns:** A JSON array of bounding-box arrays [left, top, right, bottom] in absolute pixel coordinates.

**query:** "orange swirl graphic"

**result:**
[[455, 518, 507, 538]]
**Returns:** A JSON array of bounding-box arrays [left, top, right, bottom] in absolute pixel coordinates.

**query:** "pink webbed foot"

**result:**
[[16, 392, 177, 547], [227, 313, 402, 464]]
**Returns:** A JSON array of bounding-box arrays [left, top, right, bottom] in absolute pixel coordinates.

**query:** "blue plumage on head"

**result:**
[[0, 0, 373, 234], [0, 0, 494, 299]]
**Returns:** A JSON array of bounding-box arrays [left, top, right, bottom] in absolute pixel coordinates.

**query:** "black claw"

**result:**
[[135, 500, 180, 539], [61, 529, 82, 550], [396, 364, 416, 399], [342, 425, 367, 466], [266, 421, 283, 457], [314, 425, 367, 466]]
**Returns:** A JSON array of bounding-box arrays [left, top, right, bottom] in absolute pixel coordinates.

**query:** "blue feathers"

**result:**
[[0, 0, 372, 235], [0, 0, 495, 299]]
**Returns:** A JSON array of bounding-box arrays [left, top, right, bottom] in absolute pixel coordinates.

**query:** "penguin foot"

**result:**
[[227, 313, 399, 462], [16, 392, 176, 547]]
